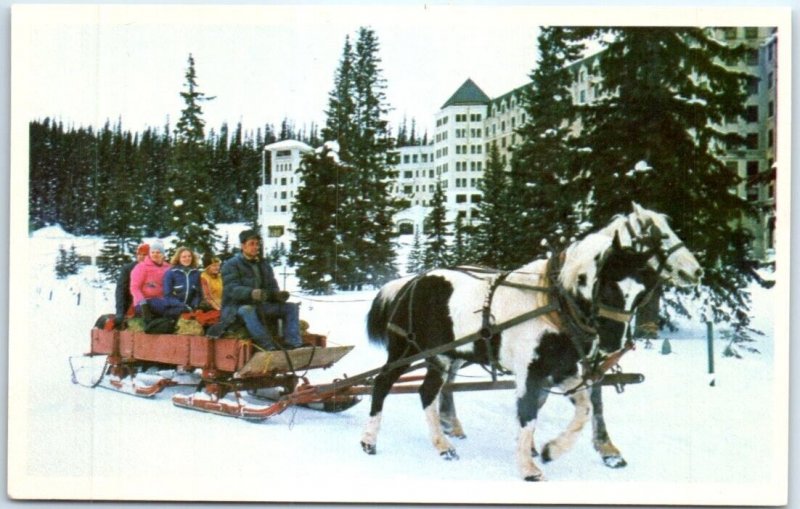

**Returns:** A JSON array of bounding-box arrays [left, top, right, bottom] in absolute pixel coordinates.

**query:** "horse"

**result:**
[[599, 202, 703, 287], [361, 228, 666, 481]]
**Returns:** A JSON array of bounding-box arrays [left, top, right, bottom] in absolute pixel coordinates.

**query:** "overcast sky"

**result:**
[[17, 4, 544, 138]]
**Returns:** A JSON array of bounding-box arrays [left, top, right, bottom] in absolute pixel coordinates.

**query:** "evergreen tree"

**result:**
[[310, 27, 400, 291], [344, 26, 400, 288], [168, 53, 218, 255], [424, 182, 450, 269], [322, 35, 357, 160], [563, 27, 756, 334], [406, 231, 426, 275], [55, 244, 80, 279], [290, 146, 344, 294], [474, 142, 516, 267], [509, 27, 586, 266], [396, 115, 408, 146], [451, 215, 473, 266], [97, 239, 133, 282]]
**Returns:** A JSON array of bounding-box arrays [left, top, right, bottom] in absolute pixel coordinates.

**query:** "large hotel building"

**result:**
[[259, 27, 777, 261]]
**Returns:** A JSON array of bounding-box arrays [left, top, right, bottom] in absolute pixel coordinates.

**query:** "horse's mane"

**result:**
[[558, 233, 613, 295]]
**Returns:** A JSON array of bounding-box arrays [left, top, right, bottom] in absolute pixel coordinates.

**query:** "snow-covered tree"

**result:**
[[474, 142, 516, 268], [509, 27, 585, 266], [406, 231, 426, 275], [291, 145, 346, 294], [168, 53, 218, 255], [423, 182, 450, 269], [563, 27, 758, 337]]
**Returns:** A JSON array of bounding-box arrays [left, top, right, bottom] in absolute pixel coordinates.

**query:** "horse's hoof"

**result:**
[[602, 455, 627, 468], [361, 441, 376, 455], [524, 474, 545, 482], [541, 446, 553, 463], [440, 449, 459, 460]]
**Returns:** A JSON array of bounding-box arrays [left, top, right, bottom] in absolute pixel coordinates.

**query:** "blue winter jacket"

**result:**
[[215, 253, 280, 333], [163, 265, 202, 310]]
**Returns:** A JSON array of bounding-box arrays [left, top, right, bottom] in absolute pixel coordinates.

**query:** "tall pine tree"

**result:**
[[509, 27, 586, 265], [290, 146, 346, 294], [298, 27, 399, 291], [562, 27, 756, 333], [169, 53, 218, 255], [474, 142, 516, 267], [424, 182, 450, 269]]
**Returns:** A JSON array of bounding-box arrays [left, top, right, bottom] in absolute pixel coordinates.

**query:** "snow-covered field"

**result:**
[[7, 226, 789, 505]]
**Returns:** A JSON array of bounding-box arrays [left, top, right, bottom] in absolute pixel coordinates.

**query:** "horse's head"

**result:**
[[593, 232, 660, 352], [625, 202, 703, 287]]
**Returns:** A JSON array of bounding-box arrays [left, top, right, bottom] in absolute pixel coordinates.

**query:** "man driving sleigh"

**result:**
[[210, 229, 303, 351]]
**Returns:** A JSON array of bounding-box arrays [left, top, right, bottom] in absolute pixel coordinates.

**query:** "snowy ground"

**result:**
[[6, 226, 788, 505]]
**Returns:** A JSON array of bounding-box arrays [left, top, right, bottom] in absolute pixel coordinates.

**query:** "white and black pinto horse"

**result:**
[[360, 203, 702, 481]]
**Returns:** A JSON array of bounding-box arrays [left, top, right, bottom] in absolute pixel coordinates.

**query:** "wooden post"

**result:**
[[706, 321, 715, 387]]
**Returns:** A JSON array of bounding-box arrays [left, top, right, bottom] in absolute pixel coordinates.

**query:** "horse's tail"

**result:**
[[367, 277, 411, 347]]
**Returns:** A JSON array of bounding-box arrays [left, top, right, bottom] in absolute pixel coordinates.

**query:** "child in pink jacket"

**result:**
[[130, 240, 187, 319]]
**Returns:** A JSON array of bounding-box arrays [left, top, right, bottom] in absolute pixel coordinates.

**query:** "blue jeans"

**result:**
[[237, 303, 302, 349], [136, 298, 187, 319]]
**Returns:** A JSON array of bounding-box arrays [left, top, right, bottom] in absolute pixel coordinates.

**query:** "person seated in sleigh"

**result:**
[[209, 229, 304, 351]]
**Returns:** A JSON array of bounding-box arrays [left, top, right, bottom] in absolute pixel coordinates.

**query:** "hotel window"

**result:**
[[768, 129, 774, 148], [768, 101, 774, 117], [413, 154, 418, 163], [746, 49, 758, 65], [281, 191, 287, 199], [746, 133, 759, 150], [422, 154, 428, 162], [456, 194, 467, 203], [724, 27, 737, 40], [768, 72, 774, 89], [472, 194, 482, 204], [268, 226, 285, 238], [747, 77, 759, 95], [745, 106, 758, 123], [745, 27, 758, 39], [404, 171, 413, 179], [280, 205, 287, 212]]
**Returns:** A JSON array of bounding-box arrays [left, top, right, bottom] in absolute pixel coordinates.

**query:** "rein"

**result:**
[[383, 236, 660, 395]]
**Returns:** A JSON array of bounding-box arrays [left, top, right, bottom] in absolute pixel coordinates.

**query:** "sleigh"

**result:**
[[76, 326, 360, 420]]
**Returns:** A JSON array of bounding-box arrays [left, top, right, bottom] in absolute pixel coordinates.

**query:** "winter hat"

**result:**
[[136, 243, 150, 256], [239, 229, 261, 244], [150, 240, 165, 254]]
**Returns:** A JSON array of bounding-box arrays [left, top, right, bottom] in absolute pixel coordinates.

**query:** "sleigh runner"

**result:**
[[80, 326, 359, 419]]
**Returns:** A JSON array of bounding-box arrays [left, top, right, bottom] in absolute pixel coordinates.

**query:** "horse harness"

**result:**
[[384, 246, 654, 394]]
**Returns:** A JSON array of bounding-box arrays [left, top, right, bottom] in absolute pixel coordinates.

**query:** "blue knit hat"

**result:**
[[150, 240, 165, 254]]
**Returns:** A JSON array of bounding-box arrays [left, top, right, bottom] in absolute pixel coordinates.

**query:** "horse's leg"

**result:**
[[516, 371, 548, 481], [420, 361, 458, 460], [360, 363, 406, 455], [439, 359, 466, 439], [590, 385, 627, 468], [541, 376, 592, 463]]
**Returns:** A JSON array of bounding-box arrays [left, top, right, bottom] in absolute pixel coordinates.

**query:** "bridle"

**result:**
[[623, 214, 686, 280]]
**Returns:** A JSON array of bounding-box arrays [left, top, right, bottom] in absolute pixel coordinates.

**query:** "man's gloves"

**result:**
[[251, 289, 290, 303], [271, 290, 290, 303]]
